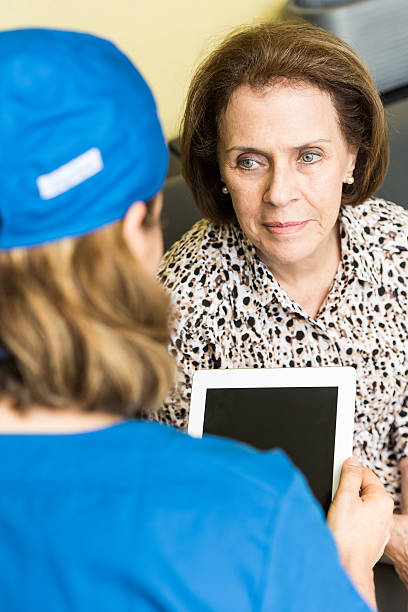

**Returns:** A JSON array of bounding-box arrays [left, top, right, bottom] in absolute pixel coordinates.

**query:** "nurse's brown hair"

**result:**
[[181, 20, 389, 223]]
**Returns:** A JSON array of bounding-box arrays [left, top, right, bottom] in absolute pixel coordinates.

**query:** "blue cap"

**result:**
[[0, 29, 168, 250]]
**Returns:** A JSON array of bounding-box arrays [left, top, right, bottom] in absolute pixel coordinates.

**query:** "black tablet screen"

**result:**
[[203, 386, 337, 513]]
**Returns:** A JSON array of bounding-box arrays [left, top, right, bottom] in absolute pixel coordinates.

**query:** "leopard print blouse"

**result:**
[[158, 198, 408, 507]]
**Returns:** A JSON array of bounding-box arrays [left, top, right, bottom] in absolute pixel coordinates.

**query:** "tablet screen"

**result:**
[[203, 386, 337, 513]]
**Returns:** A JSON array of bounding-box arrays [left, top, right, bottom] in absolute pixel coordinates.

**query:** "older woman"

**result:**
[[159, 21, 408, 580]]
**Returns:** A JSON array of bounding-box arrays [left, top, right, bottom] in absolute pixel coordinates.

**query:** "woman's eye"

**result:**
[[238, 157, 258, 170], [299, 151, 321, 164]]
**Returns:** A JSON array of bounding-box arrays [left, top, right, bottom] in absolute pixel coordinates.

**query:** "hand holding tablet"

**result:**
[[188, 366, 356, 513], [327, 457, 394, 609]]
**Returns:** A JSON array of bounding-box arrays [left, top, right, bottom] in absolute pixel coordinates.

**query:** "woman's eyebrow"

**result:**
[[225, 146, 266, 154], [293, 139, 332, 149]]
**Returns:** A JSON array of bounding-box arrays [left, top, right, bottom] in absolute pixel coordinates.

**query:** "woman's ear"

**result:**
[[122, 201, 147, 259], [121, 193, 164, 273], [348, 146, 359, 174]]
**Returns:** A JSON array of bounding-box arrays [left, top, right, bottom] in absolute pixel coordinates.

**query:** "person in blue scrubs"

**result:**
[[0, 29, 393, 611]]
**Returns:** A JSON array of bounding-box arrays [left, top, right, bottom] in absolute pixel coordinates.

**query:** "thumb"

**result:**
[[335, 457, 363, 497]]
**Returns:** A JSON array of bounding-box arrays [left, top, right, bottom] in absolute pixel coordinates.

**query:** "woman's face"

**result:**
[[218, 82, 357, 271]]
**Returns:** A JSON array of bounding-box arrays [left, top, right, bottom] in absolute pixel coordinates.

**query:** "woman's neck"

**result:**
[[0, 400, 123, 434], [260, 227, 341, 320]]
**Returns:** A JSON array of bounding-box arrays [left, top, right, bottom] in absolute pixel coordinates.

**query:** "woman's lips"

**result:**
[[263, 220, 309, 235]]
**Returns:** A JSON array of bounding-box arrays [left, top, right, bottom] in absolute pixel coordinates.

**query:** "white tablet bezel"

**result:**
[[188, 366, 356, 499]]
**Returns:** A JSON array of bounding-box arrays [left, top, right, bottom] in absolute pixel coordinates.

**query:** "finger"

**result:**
[[335, 457, 363, 497], [360, 466, 387, 496]]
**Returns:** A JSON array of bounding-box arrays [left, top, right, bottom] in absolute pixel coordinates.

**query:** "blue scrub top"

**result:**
[[0, 420, 369, 611]]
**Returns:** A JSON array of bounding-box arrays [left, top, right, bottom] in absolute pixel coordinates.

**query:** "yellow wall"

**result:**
[[0, 0, 286, 138]]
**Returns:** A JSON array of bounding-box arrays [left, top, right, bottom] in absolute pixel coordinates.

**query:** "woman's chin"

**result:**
[[254, 236, 317, 271]]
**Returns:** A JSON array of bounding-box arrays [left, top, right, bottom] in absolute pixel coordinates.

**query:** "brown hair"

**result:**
[[181, 20, 389, 223], [0, 222, 173, 417]]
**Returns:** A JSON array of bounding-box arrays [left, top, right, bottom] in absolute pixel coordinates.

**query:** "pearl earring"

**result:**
[[222, 185, 229, 194], [345, 176, 354, 185]]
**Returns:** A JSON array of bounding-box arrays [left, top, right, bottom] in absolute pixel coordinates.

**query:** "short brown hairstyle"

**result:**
[[0, 222, 174, 417], [181, 20, 389, 223]]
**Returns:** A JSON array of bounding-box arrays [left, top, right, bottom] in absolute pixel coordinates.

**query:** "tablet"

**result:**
[[188, 367, 356, 513]]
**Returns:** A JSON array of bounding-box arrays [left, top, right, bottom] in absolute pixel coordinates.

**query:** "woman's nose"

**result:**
[[263, 164, 298, 207]]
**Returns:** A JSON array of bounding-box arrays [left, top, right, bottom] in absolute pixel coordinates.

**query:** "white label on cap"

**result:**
[[36, 147, 104, 200]]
